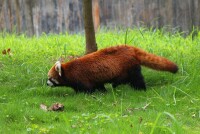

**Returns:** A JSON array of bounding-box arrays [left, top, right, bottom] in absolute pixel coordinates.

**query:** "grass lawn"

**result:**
[[0, 28, 200, 133]]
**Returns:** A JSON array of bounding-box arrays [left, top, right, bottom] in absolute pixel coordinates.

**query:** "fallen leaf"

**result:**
[[40, 104, 48, 111], [2, 49, 6, 55], [48, 103, 64, 111], [2, 48, 13, 56], [40, 103, 64, 112], [7, 48, 11, 53], [7, 48, 13, 56]]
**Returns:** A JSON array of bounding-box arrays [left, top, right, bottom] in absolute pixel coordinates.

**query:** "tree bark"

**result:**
[[24, 0, 34, 36], [7, 0, 13, 32], [0, 0, 5, 31], [83, 0, 97, 54], [15, 0, 21, 34], [93, 0, 100, 32]]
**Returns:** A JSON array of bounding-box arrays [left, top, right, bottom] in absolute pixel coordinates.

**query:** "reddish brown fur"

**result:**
[[47, 45, 178, 93]]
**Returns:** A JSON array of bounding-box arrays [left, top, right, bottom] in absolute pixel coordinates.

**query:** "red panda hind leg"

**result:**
[[129, 66, 146, 90], [112, 65, 146, 90]]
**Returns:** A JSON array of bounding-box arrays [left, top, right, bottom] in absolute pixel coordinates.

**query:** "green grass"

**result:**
[[0, 28, 200, 134]]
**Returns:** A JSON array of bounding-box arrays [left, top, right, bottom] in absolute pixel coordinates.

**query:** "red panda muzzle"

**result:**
[[47, 79, 57, 87]]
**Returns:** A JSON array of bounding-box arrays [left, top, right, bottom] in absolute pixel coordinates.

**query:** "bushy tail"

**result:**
[[134, 47, 178, 73]]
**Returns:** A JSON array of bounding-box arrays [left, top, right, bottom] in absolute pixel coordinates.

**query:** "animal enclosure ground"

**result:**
[[0, 29, 200, 133]]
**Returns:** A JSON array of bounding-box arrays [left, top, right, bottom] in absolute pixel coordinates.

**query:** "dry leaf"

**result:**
[[40, 104, 48, 111], [40, 103, 64, 112], [2, 48, 13, 56], [2, 49, 6, 55], [49, 103, 64, 111], [7, 48, 11, 53]]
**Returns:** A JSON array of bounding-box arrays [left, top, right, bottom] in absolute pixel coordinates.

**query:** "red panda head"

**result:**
[[47, 61, 65, 87]]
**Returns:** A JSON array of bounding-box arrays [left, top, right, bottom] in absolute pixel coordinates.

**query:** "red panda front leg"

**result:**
[[84, 83, 107, 93], [96, 84, 107, 92], [71, 81, 95, 93], [81, 82, 96, 93]]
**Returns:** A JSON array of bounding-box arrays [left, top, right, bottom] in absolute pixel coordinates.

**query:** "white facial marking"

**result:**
[[47, 80, 54, 86], [51, 78, 59, 84], [55, 61, 62, 76]]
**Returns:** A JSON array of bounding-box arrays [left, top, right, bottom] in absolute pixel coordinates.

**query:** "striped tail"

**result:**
[[134, 47, 178, 73]]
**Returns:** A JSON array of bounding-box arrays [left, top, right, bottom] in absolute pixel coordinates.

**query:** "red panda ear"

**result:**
[[55, 61, 62, 76]]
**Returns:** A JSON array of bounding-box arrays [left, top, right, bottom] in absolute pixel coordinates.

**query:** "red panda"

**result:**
[[47, 45, 178, 93]]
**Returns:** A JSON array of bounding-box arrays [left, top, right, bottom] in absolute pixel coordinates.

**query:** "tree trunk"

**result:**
[[7, 0, 13, 32], [15, 0, 21, 34], [0, 0, 5, 31], [24, 0, 34, 36], [93, 0, 100, 32], [83, 0, 97, 54]]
